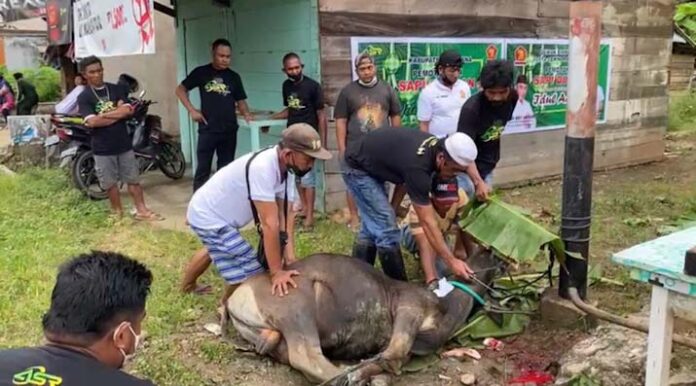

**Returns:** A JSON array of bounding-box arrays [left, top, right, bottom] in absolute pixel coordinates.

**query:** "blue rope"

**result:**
[[449, 280, 487, 306]]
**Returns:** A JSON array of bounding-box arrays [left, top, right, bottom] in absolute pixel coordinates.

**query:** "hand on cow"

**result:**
[[448, 258, 474, 280], [271, 269, 300, 297]]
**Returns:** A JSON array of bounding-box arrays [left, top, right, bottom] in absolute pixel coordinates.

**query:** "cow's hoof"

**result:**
[[370, 374, 392, 386]]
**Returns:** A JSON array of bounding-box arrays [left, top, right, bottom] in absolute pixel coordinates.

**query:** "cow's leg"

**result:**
[[379, 306, 423, 374], [229, 314, 282, 355], [281, 327, 343, 383]]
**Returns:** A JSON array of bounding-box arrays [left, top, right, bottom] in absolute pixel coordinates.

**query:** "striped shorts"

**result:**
[[190, 224, 265, 284]]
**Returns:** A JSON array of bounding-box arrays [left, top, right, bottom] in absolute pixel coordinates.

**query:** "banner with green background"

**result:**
[[350, 37, 612, 133]]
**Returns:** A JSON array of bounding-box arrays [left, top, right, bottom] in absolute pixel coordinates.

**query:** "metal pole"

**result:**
[[559, 1, 602, 300]]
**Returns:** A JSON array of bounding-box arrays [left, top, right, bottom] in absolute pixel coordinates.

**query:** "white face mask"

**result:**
[[114, 322, 141, 367]]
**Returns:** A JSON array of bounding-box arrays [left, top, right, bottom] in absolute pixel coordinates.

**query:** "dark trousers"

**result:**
[[193, 131, 237, 192]]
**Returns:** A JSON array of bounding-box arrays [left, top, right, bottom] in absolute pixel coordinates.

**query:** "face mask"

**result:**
[[114, 322, 141, 368], [289, 164, 311, 177], [357, 76, 378, 87], [288, 73, 303, 82], [439, 73, 455, 87]]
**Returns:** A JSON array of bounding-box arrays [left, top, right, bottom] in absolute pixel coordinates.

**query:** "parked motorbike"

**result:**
[[45, 88, 186, 200]]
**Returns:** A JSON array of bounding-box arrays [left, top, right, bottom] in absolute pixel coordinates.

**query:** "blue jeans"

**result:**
[[457, 171, 494, 201], [342, 167, 400, 249]]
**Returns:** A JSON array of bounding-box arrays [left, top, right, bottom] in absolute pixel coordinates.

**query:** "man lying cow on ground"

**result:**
[[184, 123, 331, 313], [227, 248, 502, 385]]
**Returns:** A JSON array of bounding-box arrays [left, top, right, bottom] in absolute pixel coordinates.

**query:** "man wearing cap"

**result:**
[[417, 50, 472, 139], [182, 123, 332, 308], [400, 176, 470, 288], [344, 127, 478, 281]]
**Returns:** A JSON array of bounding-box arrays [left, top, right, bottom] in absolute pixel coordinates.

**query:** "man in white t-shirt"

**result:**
[[54, 74, 86, 115], [504, 74, 536, 134], [417, 50, 471, 138], [184, 123, 331, 308]]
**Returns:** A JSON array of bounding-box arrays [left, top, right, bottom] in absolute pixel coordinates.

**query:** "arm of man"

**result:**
[[334, 89, 349, 156], [233, 73, 253, 122], [413, 203, 472, 279], [78, 91, 111, 129], [276, 185, 298, 265], [417, 89, 432, 133], [176, 68, 207, 124], [315, 84, 328, 147], [457, 103, 490, 201], [388, 87, 402, 127], [271, 108, 288, 119]]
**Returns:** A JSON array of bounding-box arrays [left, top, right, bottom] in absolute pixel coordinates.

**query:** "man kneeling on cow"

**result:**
[[343, 127, 478, 281], [184, 123, 331, 312]]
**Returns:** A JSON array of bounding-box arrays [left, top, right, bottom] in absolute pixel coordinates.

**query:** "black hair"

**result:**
[[78, 56, 102, 73], [282, 52, 301, 66], [479, 59, 514, 89], [516, 74, 528, 85], [211, 38, 231, 51], [117, 73, 139, 93], [13, 72, 23, 80], [42, 251, 153, 345]]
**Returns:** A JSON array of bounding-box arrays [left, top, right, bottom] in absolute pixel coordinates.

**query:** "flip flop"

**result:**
[[192, 284, 213, 295], [134, 211, 165, 222]]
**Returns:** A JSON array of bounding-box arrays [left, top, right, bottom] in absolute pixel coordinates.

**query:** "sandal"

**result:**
[[134, 211, 165, 222]]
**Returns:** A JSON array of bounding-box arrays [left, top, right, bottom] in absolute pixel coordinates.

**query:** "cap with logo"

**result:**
[[444, 132, 477, 168], [437, 50, 464, 68], [281, 123, 332, 160], [432, 176, 459, 206]]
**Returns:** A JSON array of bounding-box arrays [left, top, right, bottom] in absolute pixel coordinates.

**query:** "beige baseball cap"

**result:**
[[282, 123, 332, 160]]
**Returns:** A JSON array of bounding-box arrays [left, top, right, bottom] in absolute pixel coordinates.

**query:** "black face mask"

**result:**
[[289, 164, 311, 177], [439, 74, 455, 87], [288, 73, 303, 82]]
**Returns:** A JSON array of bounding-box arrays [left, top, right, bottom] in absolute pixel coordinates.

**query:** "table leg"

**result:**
[[250, 124, 260, 152], [645, 285, 674, 386]]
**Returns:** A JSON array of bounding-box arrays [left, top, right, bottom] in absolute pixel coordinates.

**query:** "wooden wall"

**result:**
[[669, 53, 695, 90], [318, 0, 674, 212]]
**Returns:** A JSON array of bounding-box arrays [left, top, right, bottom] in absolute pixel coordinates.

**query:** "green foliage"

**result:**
[[0, 65, 62, 102], [668, 91, 696, 133], [675, 2, 696, 47]]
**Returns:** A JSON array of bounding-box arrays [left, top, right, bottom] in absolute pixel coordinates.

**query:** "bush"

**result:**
[[0, 65, 62, 102]]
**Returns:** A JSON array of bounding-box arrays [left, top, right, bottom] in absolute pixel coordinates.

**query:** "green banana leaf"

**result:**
[[457, 197, 571, 266]]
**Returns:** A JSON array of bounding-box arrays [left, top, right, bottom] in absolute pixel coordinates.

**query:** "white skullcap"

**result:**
[[444, 133, 478, 167]]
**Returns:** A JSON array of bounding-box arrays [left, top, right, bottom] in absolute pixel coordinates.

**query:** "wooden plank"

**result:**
[[319, 0, 541, 19], [538, 0, 569, 19], [612, 55, 671, 72], [320, 36, 350, 60], [325, 173, 347, 194], [321, 73, 352, 106], [644, 286, 675, 386], [319, 12, 539, 37]]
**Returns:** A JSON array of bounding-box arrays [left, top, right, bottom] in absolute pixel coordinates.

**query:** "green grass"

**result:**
[[669, 90, 696, 134], [1, 131, 695, 384]]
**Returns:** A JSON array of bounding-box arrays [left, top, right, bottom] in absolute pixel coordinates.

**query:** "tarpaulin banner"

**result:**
[[350, 37, 612, 133], [73, 0, 155, 58], [46, 0, 71, 46], [504, 39, 612, 134], [351, 37, 504, 128]]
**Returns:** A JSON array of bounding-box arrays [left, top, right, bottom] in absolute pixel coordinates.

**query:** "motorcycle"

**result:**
[[45, 89, 186, 200]]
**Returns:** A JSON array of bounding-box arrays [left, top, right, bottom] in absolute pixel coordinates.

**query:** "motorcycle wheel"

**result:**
[[71, 149, 108, 200], [158, 141, 186, 179]]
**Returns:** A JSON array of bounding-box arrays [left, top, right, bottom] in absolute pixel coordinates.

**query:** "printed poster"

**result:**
[[352, 37, 504, 128], [350, 37, 612, 133], [73, 0, 155, 58], [504, 39, 612, 134]]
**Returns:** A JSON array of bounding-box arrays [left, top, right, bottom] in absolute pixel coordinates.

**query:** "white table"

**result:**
[[611, 226, 696, 386]]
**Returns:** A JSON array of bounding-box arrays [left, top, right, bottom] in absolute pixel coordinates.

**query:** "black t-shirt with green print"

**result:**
[[456, 90, 518, 178], [181, 64, 247, 133], [77, 83, 132, 156]]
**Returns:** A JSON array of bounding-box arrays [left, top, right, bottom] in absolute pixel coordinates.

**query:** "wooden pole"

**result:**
[[559, 1, 602, 300]]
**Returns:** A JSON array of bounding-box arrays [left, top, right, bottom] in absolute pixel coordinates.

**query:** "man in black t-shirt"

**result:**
[[344, 127, 477, 281], [0, 251, 154, 386], [272, 52, 327, 230], [176, 38, 254, 192], [456, 60, 518, 201], [77, 56, 162, 221]]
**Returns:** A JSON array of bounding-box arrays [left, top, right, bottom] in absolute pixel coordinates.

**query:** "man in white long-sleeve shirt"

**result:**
[[55, 74, 85, 115]]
